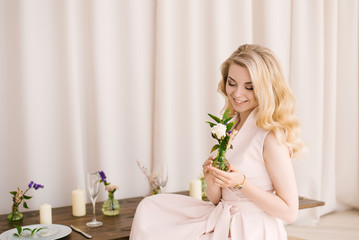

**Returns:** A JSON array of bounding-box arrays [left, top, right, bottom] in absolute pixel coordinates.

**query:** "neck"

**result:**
[[235, 110, 253, 131]]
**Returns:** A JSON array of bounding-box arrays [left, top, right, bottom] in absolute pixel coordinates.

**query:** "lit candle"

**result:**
[[72, 189, 86, 217], [189, 179, 202, 200], [39, 203, 52, 224]]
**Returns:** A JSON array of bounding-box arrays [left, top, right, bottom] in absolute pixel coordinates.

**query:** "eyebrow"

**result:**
[[228, 76, 252, 84]]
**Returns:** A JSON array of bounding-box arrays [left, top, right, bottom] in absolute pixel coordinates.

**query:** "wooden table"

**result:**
[[0, 197, 140, 240], [298, 196, 325, 210], [0, 192, 324, 239]]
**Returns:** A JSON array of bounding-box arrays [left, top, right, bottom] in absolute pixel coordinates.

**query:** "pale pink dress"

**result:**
[[130, 109, 287, 240]]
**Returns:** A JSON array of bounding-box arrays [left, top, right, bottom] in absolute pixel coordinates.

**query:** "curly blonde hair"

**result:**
[[218, 44, 306, 159]]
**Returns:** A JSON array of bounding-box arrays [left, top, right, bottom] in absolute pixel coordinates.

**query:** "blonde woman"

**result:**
[[130, 44, 305, 240]]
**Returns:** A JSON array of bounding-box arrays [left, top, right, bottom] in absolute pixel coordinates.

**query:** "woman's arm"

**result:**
[[202, 156, 222, 205], [208, 131, 298, 223]]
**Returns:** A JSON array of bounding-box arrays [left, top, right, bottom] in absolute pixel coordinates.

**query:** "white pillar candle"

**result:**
[[39, 203, 52, 224], [72, 189, 86, 217], [189, 179, 202, 200]]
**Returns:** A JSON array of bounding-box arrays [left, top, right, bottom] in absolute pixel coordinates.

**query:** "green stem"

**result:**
[[108, 191, 114, 199], [12, 204, 18, 212], [218, 148, 226, 157]]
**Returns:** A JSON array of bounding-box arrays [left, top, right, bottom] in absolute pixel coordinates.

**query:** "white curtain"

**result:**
[[0, 0, 358, 225]]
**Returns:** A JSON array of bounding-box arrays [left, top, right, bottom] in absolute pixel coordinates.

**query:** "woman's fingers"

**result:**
[[210, 166, 230, 178], [202, 156, 214, 167], [202, 160, 210, 168], [214, 176, 228, 188], [228, 164, 239, 172], [209, 165, 243, 188], [211, 170, 230, 185], [203, 158, 214, 176], [204, 158, 242, 188]]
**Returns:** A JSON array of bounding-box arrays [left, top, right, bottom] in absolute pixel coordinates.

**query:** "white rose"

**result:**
[[211, 123, 227, 139]]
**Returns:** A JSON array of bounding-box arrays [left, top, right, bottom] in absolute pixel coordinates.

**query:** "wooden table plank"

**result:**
[[0, 196, 141, 239], [298, 196, 325, 210], [0, 192, 324, 239]]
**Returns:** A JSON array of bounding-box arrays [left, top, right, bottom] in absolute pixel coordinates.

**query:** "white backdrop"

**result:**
[[0, 0, 358, 226]]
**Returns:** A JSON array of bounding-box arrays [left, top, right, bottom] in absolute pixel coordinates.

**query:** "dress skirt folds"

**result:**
[[130, 109, 288, 240]]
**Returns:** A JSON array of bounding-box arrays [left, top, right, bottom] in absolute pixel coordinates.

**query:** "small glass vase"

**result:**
[[7, 204, 23, 222], [212, 149, 229, 172], [102, 192, 121, 216]]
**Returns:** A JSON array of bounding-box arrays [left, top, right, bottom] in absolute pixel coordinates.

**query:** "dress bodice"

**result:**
[[222, 109, 274, 202]]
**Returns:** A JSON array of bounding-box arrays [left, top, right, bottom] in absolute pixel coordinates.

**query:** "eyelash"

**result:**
[[227, 81, 253, 90]]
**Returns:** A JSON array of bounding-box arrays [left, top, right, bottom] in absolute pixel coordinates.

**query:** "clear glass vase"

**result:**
[[212, 149, 229, 172], [7, 204, 23, 222], [102, 192, 121, 216]]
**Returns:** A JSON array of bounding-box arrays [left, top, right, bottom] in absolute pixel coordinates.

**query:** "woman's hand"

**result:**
[[202, 156, 222, 204], [202, 156, 216, 184], [208, 164, 245, 189]]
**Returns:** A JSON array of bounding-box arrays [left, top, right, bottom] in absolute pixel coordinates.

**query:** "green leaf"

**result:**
[[223, 116, 234, 124], [222, 139, 229, 147], [36, 227, 46, 233], [23, 228, 31, 232], [23, 195, 32, 200], [31, 228, 37, 236], [208, 113, 221, 123], [210, 144, 220, 153], [230, 145, 233, 149], [13, 233, 20, 237], [23, 201, 29, 209], [206, 121, 216, 128], [14, 225, 22, 235], [211, 133, 217, 140], [10, 191, 17, 196], [226, 122, 235, 132], [222, 109, 229, 121]]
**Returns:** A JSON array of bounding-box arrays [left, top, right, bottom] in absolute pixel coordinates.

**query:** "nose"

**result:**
[[232, 86, 245, 97]]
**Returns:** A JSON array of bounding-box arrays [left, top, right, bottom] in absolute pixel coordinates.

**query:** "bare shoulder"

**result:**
[[263, 131, 291, 163]]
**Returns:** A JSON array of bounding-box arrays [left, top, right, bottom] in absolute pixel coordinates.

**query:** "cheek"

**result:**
[[225, 84, 232, 96], [251, 93, 259, 105]]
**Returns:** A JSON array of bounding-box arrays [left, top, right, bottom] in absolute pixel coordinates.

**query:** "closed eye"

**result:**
[[245, 82, 253, 90], [227, 77, 236, 87], [228, 81, 236, 87], [227, 76, 237, 86]]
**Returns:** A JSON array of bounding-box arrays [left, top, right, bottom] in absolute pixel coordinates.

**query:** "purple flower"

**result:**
[[98, 171, 107, 183], [228, 130, 232, 134], [11, 181, 44, 207], [32, 182, 44, 190]]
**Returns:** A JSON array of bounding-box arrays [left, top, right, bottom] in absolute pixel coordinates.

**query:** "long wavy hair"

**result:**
[[218, 44, 306, 159]]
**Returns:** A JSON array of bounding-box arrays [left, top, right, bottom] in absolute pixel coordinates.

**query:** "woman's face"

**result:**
[[225, 64, 258, 116]]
